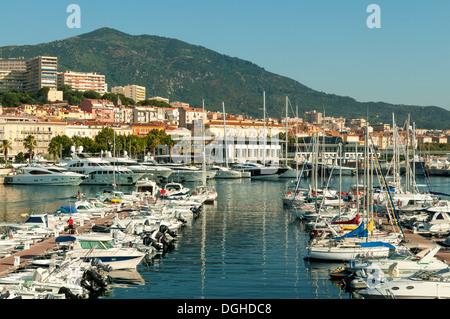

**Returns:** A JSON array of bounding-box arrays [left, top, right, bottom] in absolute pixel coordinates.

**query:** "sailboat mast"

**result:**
[[285, 96, 288, 167], [222, 102, 228, 168], [202, 99, 207, 186], [263, 91, 266, 166]]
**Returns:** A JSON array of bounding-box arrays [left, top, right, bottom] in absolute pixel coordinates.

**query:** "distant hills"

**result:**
[[1, 27, 449, 130]]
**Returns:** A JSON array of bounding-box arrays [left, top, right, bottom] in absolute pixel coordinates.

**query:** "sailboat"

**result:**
[[193, 99, 217, 203], [279, 96, 299, 179], [306, 117, 403, 261]]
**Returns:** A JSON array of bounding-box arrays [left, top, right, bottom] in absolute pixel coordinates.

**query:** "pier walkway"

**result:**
[[0, 210, 129, 278]]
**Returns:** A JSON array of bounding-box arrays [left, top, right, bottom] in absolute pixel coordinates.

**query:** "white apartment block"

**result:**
[[58, 71, 107, 95], [65, 122, 132, 140], [132, 106, 165, 123], [24, 56, 58, 94], [113, 106, 134, 124]]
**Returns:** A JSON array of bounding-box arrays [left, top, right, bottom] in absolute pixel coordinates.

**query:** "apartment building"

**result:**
[[0, 58, 27, 71], [0, 115, 66, 160], [24, 56, 58, 93], [132, 105, 165, 123], [111, 85, 146, 102], [0, 58, 27, 92], [131, 122, 174, 138], [303, 110, 323, 124], [65, 121, 132, 140], [0, 70, 25, 92], [80, 99, 115, 123], [179, 107, 207, 128], [58, 71, 108, 95]]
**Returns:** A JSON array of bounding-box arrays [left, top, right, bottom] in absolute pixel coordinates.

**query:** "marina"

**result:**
[[0, 168, 448, 299]]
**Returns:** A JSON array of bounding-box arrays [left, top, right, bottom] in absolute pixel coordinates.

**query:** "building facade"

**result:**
[[57, 71, 108, 95], [0, 115, 66, 161], [111, 85, 146, 102], [24, 56, 58, 93], [80, 99, 115, 123]]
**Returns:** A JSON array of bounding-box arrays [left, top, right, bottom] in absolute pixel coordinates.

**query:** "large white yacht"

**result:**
[[149, 162, 205, 183], [3, 164, 87, 186], [63, 154, 143, 186], [102, 154, 172, 182]]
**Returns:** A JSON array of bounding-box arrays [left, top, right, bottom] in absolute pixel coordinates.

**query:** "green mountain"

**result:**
[[1, 27, 449, 130]]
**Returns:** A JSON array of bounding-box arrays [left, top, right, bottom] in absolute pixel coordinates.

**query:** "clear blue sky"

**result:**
[[1, 0, 449, 111]]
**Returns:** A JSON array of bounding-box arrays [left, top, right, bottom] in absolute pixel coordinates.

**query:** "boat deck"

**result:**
[[378, 215, 450, 263]]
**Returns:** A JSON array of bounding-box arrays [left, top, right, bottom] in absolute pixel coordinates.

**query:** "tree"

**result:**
[[23, 135, 37, 162], [37, 87, 50, 103], [48, 140, 60, 164], [1, 140, 12, 165], [49, 135, 73, 158], [83, 90, 102, 99], [95, 127, 115, 151], [15, 152, 26, 163]]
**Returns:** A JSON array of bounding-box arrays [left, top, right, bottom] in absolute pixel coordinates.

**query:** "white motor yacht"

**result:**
[[4, 164, 87, 186], [357, 267, 450, 299], [161, 182, 191, 200], [345, 243, 449, 284], [63, 154, 143, 186], [212, 166, 242, 179]]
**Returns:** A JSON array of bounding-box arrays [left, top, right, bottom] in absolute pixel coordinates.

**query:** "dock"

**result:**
[[0, 207, 448, 279], [0, 209, 130, 278], [378, 215, 450, 263]]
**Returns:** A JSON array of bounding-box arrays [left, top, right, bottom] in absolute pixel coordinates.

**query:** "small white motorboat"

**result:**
[[59, 233, 146, 270], [358, 267, 450, 299]]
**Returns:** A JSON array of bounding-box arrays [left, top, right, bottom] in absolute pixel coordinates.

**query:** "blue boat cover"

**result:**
[[60, 206, 78, 214], [334, 222, 368, 240], [356, 241, 396, 249], [55, 236, 76, 243]]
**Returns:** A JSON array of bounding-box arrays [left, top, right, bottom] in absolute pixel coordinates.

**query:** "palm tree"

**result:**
[[24, 135, 37, 162], [48, 140, 60, 165], [1, 140, 12, 166]]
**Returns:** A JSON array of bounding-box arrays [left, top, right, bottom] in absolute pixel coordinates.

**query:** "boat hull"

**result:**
[[307, 246, 391, 261], [71, 252, 145, 270], [4, 175, 85, 186]]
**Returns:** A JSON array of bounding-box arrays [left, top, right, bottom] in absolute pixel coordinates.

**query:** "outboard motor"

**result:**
[[142, 230, 163, 250], [81, 269, 109, 293], [58, 287, 81, 299], [91, 258, 112, 272], [154, 225, 176, 251]]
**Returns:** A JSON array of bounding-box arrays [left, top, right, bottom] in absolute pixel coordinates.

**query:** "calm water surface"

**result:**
[[0, 174, 448, 299]]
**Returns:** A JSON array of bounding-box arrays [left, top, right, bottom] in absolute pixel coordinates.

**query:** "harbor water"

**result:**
[[0, 175, 448, 299]]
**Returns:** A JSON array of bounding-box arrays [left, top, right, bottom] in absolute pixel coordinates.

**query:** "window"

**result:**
[[79, 240, 113, 249]]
